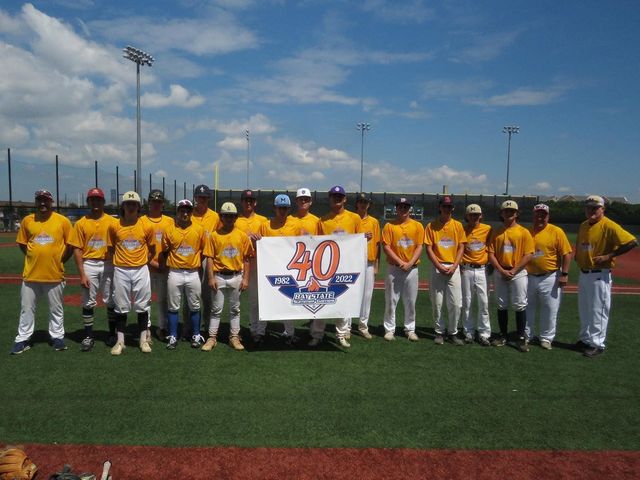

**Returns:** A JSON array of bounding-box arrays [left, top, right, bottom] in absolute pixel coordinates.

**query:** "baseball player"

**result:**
[[575, 195, 637, 358], [235, 189, 268, 341], [190, 184, 220, 341], [292, 187, 320, 235], [354, 192, 380, 340], [202, 202, 253, 351], [381, 197, 424, 342], [487, 200, 534, 352], [309, 185, 362, 348], [159, 199, 207, 350], [107, 191, 155, 355], [68, 188, 119, 351], [140, 189, 174, 343], [11, 190, 72, 354], [460, 204, 492, 346], [424, 196, 467, 345], [257, 194, 302, 345], [525, 204, 573, 350]]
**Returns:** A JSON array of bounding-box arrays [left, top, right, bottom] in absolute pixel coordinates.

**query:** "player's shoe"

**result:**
[[283, 335, 298, 347], [106, 335, 117, 348], [10, 341, 30, 355], [229, 336, 245, 351], [464, 334, 474, 344], [406, 331, 419, 342], [447, 335, 464, 346], [359, 329, 373, 340], [491, 336, 506, 347], [80, 337, 95, 352], [479, 337, 491, 347], [434, 334, 444, 345], [139, 339, 152, 353], [383, 332, 395, 341], [337, 337, 351, 348], [156, 328, 167, 342], [540, 339, 552, 350], [252, 334, 264, 347], [574, 340, 590, 351], [583, 347, 604, 358], [308, 337, 322, 348], [110, 341, 125, 356], [191, 334, 205, 348], [166, 336, 178, 350], [517, 338, 530, 353], [201, 336, 217, 351], [52, 338, 68, 351]]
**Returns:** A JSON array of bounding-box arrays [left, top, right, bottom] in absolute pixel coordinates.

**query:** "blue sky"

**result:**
[[1, 0, 639, 203]]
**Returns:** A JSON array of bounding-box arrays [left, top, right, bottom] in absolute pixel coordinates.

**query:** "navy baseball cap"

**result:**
[[194, 185, 211, 197], [355, 192, 372, 203], [395, 196, 412, 206], [328, 185, 346, 196]]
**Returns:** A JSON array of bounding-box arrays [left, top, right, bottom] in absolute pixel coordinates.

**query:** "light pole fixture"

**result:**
[[356, 122, 371, 192], [123, 45, 154, 197], [245, 129, 250, 188], [502, 125, 519, 196]]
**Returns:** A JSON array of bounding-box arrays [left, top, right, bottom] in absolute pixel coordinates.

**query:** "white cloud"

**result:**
[[558, 186, 571, 192], [217, 137, 246, 150], [422, 78, 493, 100], [452, 29, 523, 63], [534, 181, 552, 191], [191, 113, 277, 136], [141, 84, 205, 108], [466, 86, 568, 107], [267, 137, 359, 170], [0, 8, 25, 35], [360, 0, 435, 24], [0, 121, 29, 145]]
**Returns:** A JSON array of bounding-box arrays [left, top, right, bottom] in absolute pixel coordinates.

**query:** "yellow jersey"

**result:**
[[203, 227, 254, 272], [192, 208, 220, 237], [381, 219, 425, 264], [162, 222, 206, 270], [462, 223, 492, 265], [575, 216, 636, 269], [235, 213, 268, 236], [68, 214, 118, 260], [359, 215, 381, 262], [424, 218, 467, 264], [140, 214, 174, 262], [319, 210, 362, 235], [527, 224, 573, 275], [16, 212, 72, 282], [291, 213, 320, 235], [260, 216, 301, 237], [108, 219, 155, 268], [488, 224, 535, 268]]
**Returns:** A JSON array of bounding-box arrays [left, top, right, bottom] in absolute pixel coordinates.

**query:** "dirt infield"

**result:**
[[14, 443, 640, 479]]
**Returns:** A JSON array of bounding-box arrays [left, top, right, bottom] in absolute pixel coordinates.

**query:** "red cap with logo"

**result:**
[[86, 188, 105, 199]]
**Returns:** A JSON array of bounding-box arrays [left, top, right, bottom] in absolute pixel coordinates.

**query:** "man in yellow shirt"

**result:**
[[309, 185, 362, 348], [488, 200, 534, 352], [235, 189, 268, 341], [292, 187, 320, 235], [68, 188, 119, 351], [382, 197, 424, 342], [354, 193, 380, 340], [202, 202, 253, 351], [460, 204, 492, 346], [575, 195, 637, 357], [160, 199, 207, 350], [424, 196, 467, 346], [525, 204, 573, 350], [11, 190, 72, 354]]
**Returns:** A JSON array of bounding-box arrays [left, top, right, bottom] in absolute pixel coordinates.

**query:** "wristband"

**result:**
[[560, 272, 569, 276]]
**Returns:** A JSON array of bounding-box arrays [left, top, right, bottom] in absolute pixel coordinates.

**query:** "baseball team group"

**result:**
[[9, 184, 637, 358]]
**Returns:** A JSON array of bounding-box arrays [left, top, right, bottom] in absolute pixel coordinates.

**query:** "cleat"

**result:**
[[229, 336, 245, 351], [448, 335, 464, 346], [110, 341, 125, 356], [406, 331, 419, 342], [106, 335, 117, 348], [80, 337, 95, 352], [583, 347, 604, 358], [156, 328, 167, 342], [464, 334, 474, 344], [201, 337, 217, 351], [139, 340, 152, 353], [479, 337, 491, 347], [338, 337, 351, 348], [283, 335, 298, 347], [308, 338, 322, 348], [517, 338, 530, 353], [166, 336, 178, 350], [191, 334, 205, 348], [434, 334, 444, 345], [252, 335, 264, 347], [359, 329, 373, 340], [10, 341, 30, 355], [384, 332, 395, 341], [491, 336, 506, 347], [52, 338, 68, 351], [574, 340, 590, 351], [540, 339, 552, 350]]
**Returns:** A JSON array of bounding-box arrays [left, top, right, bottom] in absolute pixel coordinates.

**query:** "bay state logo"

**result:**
[[265, 272, 359, 314]]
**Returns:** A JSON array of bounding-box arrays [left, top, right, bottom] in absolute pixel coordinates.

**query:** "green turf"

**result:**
[[0, 282, 638, 451]]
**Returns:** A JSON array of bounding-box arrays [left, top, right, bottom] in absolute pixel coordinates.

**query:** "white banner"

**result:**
[[257, 234, 367, 320]]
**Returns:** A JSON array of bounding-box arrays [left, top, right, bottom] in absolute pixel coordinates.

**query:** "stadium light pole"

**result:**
[[123, 45, 154, 197], [503, 125, 519, 196], [245, 129, 250, 188], [356, 122, 371, 192]]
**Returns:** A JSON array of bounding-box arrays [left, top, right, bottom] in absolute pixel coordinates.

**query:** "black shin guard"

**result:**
[[497, 309, 509, 337], [515, 310, 526, 338], [137, 311, 149, 336], [115, 313, 127, 334]]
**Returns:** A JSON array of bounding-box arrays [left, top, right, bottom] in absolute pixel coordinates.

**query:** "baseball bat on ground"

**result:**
[[100, 460, 111, 480]]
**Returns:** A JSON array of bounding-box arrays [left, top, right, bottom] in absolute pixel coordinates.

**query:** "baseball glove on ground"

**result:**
[[0, 447, 38, 480]]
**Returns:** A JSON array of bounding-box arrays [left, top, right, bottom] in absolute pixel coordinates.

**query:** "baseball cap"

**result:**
[[533, 203, 550, 213], [220, 202, 238, 215], [355, 192, 372, 203], [194, 184, 211, 198], [177, 199, 193, 209], [501, 200, 519, 210], [148, 189, 164, 201], [86, 188, 105, 200], [439, 195, 454, 206], [122, 191, 141, 203], [328, 185, 346, 196], [395, 196, 412, 206], [241, 189, 256, 200], [274, 194, 291, 207], [35, 190, 53, 200], [585, 195, 605, 207], [296, 188, 312, 198], [466, 204, 482, 214]]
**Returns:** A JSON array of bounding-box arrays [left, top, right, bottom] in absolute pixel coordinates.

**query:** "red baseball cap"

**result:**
[[439, 195, 453, 206], [86, 188, 105, 199], [35, 190, 53, 200]]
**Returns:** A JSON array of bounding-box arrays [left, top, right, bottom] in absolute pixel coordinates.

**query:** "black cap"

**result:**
[[148, 189, 164, 201], [395, 196, 412, 206], [355, 192, 372, 203], [241, 189, 256, 200], [194, 184, 212, 198]]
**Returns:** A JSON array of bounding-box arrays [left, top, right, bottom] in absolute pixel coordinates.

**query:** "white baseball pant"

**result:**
[[383, 265, 419, 334], [15, 281, 66, 342], [209, 272, 243, 337], [248, 257, 259, 336], [310, 317, 349, 340], [430, 264, 462, 336], [113, 265, 151, 314], [460, 265, 491, 339], [525, 271, 562, 342], [578, 269, 611, 349], [358, 261, 375, 331], [149, 269, 168, 329], [81, 259, 114, 309], [167, 268, 202, 312], [493, 269, 528, 311]]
